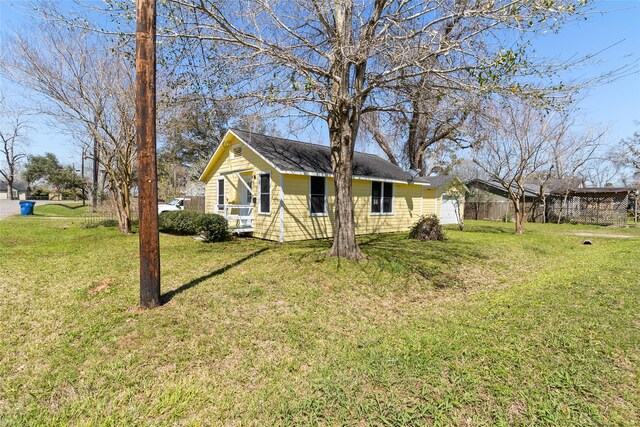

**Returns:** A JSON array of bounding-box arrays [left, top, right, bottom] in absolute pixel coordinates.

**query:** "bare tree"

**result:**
[[37, 1, 603, 256], [0, 23, 137, 233], [583, 158, 621, 187], [0, 98, 29, 199], [473, 98, 570, 234], [147, 0, 593, 259], [613, 126, 640, 184]]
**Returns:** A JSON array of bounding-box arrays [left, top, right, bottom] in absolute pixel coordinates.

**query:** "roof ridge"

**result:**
[[229, 127, 385, 160]]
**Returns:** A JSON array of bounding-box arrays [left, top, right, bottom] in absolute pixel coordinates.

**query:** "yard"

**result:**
[[0, 209, 638, 425]]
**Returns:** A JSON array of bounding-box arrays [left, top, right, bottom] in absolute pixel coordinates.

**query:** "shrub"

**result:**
[[158, 210, 203, 235], [408, 215, 445, 241], [198, 213, 230, 242], [158, 210, 230, 242], [30, 187, 50, 197]]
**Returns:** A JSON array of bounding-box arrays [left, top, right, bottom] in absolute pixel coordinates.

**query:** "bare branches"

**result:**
[[0, 97, 30, 199], [472, 97, 573, 233], [0, 22, 137, 232]]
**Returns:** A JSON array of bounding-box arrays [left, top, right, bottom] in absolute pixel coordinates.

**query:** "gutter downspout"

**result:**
[[279, 174, 285, 242]]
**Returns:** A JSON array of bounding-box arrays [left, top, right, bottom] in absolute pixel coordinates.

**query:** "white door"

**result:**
[[440, 195, 461, 225]]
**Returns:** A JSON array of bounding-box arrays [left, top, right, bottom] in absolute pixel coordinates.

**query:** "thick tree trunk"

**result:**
[[6, 181, 13, 200], [327, 123, 363, 260]]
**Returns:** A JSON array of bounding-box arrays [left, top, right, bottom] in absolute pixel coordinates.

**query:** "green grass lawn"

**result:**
[[33, 203, 91, 217], [0, 215, 638, 426]]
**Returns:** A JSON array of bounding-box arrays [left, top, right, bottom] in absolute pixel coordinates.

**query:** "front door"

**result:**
[[239, 175, 253, 224]]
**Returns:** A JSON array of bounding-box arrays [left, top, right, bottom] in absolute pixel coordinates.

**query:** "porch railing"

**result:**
[[220, 204, 254, 231]]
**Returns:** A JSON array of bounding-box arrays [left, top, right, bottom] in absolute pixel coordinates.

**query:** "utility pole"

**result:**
[[136, 0, 161, 308]]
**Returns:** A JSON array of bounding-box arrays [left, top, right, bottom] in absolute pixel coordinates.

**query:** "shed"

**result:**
[[547, 187, 638, 226]]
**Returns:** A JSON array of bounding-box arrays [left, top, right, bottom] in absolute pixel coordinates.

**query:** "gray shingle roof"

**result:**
[[467, 179, 540, 198], [416, 175, 456, 188], [231, 128, 416, 182], [0, 181, 28, 191]]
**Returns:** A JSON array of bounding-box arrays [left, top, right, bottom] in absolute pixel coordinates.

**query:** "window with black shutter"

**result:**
[[259, 173, 270, 214], [217, 178, 225, 212], [309, 176, 327, 215], [383, 182, 393, 213]]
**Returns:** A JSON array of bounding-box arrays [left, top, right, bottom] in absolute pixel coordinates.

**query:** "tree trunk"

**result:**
[[512, 197, 524, 234], [92, 136, 99, 211], [6, 181, 13, 200], [107, 173, 132, 234], [327, 123, 363, 260], [514, 211, 524, 234]]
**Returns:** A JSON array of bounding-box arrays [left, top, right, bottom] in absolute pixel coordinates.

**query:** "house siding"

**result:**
[[282, 176, 423, 241], [202, 133, 443, 241], [203, 133, 281, 241], [422, 188, 437, 216]]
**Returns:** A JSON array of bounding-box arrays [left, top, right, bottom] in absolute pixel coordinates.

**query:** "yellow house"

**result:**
[[199, 129, 466, 242]]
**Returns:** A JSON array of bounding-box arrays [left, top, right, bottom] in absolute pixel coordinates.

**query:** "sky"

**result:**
[[0, 0, 639, 172]]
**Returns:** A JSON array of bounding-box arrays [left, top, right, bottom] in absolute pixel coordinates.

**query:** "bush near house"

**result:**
[[197, 213, 230, 242], [159, 210, 229, 242]]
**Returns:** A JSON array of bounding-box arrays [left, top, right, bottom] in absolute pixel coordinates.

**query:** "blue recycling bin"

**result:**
[[19, 201, 36, 216]]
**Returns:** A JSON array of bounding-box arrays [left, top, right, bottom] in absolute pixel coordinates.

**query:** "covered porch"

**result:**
[[218, 169, 256, 233]]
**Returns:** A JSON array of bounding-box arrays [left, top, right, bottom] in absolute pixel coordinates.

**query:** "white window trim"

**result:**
[[309, 176, 328, 217], [370, 181, 394, 216], [217, 177, 225, 213], [258, 171, 271, 215]]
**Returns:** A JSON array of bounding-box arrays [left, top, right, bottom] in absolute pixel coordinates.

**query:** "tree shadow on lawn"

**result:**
[[161, 247, 269, 304], [288, 233, 489, 285], [359, 234, 489, 281]]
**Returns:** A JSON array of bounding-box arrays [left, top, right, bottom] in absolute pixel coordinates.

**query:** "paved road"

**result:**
[[0, 199, 56, 220]]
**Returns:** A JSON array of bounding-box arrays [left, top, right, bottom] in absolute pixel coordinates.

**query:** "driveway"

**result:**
[[0, 199, 56, 220]]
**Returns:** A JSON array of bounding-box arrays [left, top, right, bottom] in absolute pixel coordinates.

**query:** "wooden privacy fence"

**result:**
[[465, 201, 512, 221], [464, 201, 543, 222], [183, 196, 206, 212], [547, 193, 629, 226]]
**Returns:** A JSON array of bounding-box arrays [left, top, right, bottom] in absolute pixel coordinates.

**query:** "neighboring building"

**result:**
[[464, 179, 542, 222], [198, 129, 467, 241], [547, 187, 638, 226], [0, 181, 28, 200], [466, 178, 637, 226]]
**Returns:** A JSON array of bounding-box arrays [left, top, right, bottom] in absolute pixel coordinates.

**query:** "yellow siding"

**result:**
[[203, 134, 281, 241], [202, 133, 456, 241], [283, 175, 334, 241], [283, 176, 423, 241], [422, 188, 437, 216], [353, 181, 422, 235]]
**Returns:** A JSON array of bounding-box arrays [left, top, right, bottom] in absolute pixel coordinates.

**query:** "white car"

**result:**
[[157, 198, 189, 214]]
